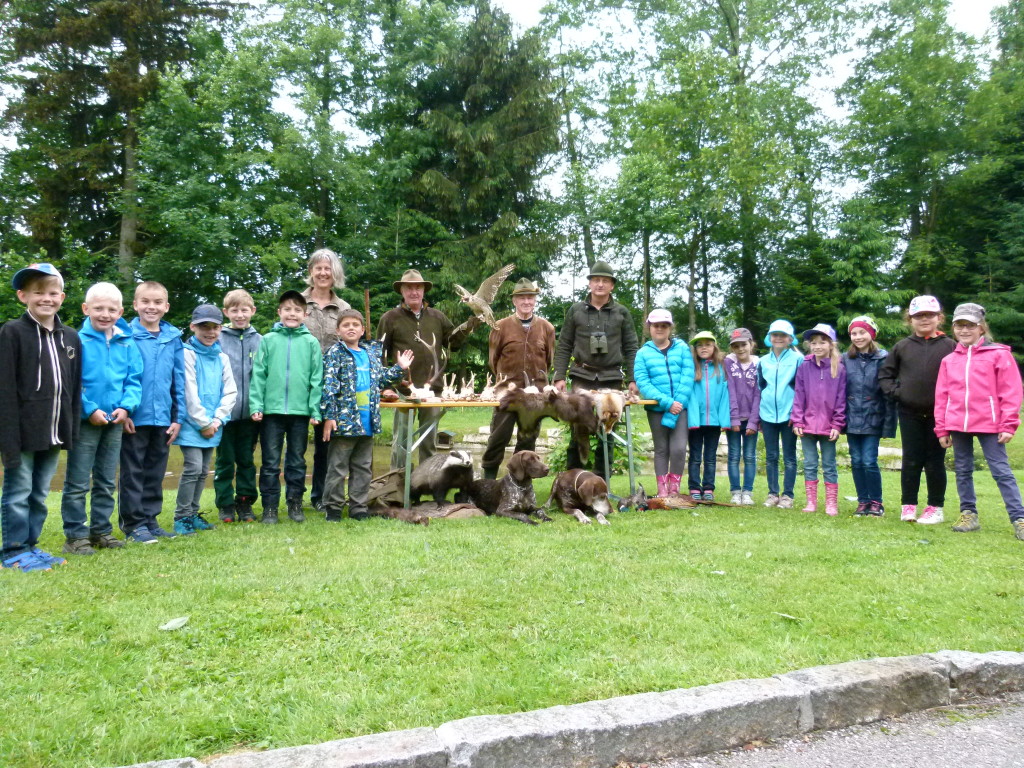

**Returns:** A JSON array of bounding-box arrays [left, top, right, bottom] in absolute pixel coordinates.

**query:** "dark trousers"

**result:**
[[566, 377, 619, 482], [213, 419, 260, 509], [951, 432, 1024, 522], [119, 425, 171, 534], [259, 414, 308, 510], [310, 432, 329, 505], [481, 410, 537, 470], [688, 426, 722, 491], [898, 410, 947, 507]]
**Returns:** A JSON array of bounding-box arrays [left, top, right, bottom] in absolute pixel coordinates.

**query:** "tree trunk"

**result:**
[[118, 110, 139, 281], [642, 227, 651, 320], [739, 191, 757, 329]]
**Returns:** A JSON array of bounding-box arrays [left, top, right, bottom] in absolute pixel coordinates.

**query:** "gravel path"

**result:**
[[656, 692, 1024, 768]]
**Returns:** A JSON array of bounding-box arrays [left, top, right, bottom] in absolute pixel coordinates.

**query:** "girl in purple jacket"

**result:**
[[791, 324, 847, 516], [724, 328, 759, 505]]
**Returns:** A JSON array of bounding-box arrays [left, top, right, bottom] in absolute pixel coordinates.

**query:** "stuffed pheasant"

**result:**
[[454, 263, 515, 329]]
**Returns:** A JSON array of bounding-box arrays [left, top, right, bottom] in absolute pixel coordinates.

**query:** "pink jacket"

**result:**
[[934, 340, 1023, 437]]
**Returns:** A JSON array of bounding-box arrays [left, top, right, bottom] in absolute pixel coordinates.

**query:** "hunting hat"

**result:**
[[191, 304, 223, 325], [393, 269, 432, 293], [587, 261, 616, 282], [952, 302, 985, 324], [12, 262, 63, 290], [511, 278, 540, 296]]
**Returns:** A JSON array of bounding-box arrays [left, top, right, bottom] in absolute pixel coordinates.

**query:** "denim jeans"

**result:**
[[1, 448, 60, 559], [60, 421, 122, 539], [727, 423, 758, 492], [175, 446, 214, 519], [951, 432, 1024, 522], [324, 435, 374, 518], [801, 434, 838, 483], [847, 433, 882, 503], [898, 410, 947, 507], [688, 426, 721, 492], [259, 414, 309, 509], [762, 420, 797, 497]]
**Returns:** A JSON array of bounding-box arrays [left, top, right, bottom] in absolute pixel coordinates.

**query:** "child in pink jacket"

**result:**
[[934, 303, 1024, 541]]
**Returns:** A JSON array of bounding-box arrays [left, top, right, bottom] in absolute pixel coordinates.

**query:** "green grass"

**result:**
[[3, 424, 1024, 768]]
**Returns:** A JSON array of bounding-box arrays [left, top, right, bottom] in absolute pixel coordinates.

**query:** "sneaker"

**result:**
[[2, 551, 51, 572], [219, 506, 236, 524], [730, 491, 742, 505], [31, 547, 66, 566], [62, 538, 96, 556], [287, 498, 305, 523], [238, 502, 257, 523], [854, 502, 869, 516], [126, 526, 158, 544], [741, 491, 755, 506], [192, 514, 215, 531], [325, 511, 342, 523], [778, 495, 794, 509], [866, 501, 885, 517], [702, 490, 715, 502], [90, 533, 125, 549], [917, 506, 944, 525], [173, 517, 196, 536], [1014, 519, 1024, 541], [901, 504, 917, 522], [763, 493, 780, 508], [690, 490, 702, 502], [951, 510, 980, 533], [261, 508, 279, 524]]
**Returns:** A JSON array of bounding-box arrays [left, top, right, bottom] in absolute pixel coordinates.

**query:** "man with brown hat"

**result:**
[[480, 278, 557, 479], [376, 269, 480, 468], [552, 260, 639, 480]]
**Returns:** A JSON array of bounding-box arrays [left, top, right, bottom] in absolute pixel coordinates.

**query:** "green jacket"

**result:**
[[552, 295, 639, 384], [249, 323, 323, 418]]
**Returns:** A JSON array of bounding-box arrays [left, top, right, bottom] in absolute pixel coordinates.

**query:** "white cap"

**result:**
[[646, 308, 673, 324]]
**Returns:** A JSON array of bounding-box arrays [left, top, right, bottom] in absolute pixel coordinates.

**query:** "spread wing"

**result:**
[[474, 263, 515, 304]]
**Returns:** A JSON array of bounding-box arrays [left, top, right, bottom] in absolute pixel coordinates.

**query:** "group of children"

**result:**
[[635, 296, 1024, 541], [1, 263, 412, 573]]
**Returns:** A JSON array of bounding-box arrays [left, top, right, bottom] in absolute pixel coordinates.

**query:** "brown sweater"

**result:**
[[488, 314, 556, 388], [376, 303, 478, 391]]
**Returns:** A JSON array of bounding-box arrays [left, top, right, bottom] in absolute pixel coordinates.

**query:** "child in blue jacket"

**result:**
[[688, 332, 730, 501]]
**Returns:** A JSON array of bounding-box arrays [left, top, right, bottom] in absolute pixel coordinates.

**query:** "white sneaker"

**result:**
[[778, 495, 794, 509], [730, 491, 742, 504], [900, 504, 917, 522], [764, 494, 780, 507], [917, 506, 944, 525], [741, 491, 755, 506]]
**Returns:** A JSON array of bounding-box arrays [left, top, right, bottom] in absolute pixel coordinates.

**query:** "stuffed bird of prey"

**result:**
[[454, 263, 515, 329]]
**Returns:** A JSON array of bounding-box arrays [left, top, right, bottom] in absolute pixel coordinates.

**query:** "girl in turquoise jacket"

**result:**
[[687, 332, 731, 501]]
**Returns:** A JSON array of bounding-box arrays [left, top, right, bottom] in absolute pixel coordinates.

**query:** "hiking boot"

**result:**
[[1014, 520, 1024, 541], [866, 501, 885, 517], [126, 526, 158, 544], [150, 524, 177, 539], [325, 511, 342, 522], [901, 504, 917, 522], [854, 502, 869, 516], [90, 533, 124, 549], [32, 547, 66, 566], [741, 491, 755, 506], [917, 506, 944, 525], [287, 498, 305, 523], [62, 537, 96, 556], [237, 501, 257, 523], [261, 508, 279, 524], [951, 510, 980, 533], [173, 517, 196, 536], [219, 506, 236, 524], [802, 480, 819, 513], [763, 493, 780, 508], [192, 514, 215, 531], [2, 551, 51, 572], [778, 495, 794, 509]]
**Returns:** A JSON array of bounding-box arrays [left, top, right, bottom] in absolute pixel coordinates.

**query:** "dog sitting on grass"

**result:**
[[466, 450, 550, 525]]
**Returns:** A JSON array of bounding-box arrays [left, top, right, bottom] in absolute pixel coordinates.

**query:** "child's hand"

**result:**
[[745, 428, 756, 436], [166, 423, 181, 445], [731, 425, 740, 432], [669, 401, 683, 415], [828, 428, 840, 441], [322, 419, 336, 442], [122, 417, 135, 435], [252, 412, 263, 422], [109, 408, 128, 424], [939, 435, 953, 448], [793, 426, 804, 436], [998, 432, 1014, 444], [88, 410, 108, 426], [309, 417, 320, 426], [199, 419, 221, 439], [396, 349, 414, 370]]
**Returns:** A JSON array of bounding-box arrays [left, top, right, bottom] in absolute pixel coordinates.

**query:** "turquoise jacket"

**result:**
[[634, 339, 695, 429], [688, 360, 731, 428], [751, 347, 803, 428], [175, 337, 237, 448], [79, 317, 143, 419]]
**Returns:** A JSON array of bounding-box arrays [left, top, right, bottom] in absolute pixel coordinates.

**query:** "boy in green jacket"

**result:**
[[250, 290, 323, 523]]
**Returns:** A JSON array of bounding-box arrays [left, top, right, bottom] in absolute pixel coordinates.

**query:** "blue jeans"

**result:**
[[847, 433, 882, 503], [952, 432, 1024, 522], [60, 421, 122, 539], [175, 446, 214, 519], [762, 420, 797, 497], [801, 434, 838, 483], [688, 426, 721, 492], [2, 448, 60, 559], [727, 423, 757, 492], [259, 415, 309, 509]]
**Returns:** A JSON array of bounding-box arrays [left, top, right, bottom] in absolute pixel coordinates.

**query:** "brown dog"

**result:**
[[467, 450, 551, 525], [544, 469, 614, 525]]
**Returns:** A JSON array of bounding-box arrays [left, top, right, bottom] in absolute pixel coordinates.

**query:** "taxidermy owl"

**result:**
[[454, 263, 515, 329]]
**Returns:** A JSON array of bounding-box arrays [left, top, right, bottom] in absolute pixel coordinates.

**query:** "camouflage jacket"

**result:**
[[320, 340, 403, 436]]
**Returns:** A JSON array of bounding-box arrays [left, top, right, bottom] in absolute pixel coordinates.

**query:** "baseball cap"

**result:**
[[802, 323, 837, 342], [763, 319, 797, 347], [690, 331, 717, 345], [278, 289, 307, 307], [12, 263, 63, 290], [908, 295, 941, 316], [729, 327, 754, 344], [191, 304, 223, 325], [951, 302, 985, 324], [646, 308, 673, 324]]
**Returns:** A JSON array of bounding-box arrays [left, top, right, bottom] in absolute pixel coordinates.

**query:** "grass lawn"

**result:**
[[3, 414, 1024, 768]]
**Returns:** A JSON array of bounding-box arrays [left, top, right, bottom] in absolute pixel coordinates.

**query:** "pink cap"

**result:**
[[908, 295, 941, 316], [646, 308, 673, 324]]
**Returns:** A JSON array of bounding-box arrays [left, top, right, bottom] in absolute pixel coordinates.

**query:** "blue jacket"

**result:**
[[751, 347, 802, 428], [130, 317, 187, 427], [634, 339, 695, 429], [843, 348, 897, 437], [320, 340, 404, 437], [175, 337, 237, 448], [79, 317, 143, 419], [688, 360, 731, 428]]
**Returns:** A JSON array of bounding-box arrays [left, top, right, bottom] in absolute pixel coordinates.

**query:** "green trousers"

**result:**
[[213, 419, 260, 509]]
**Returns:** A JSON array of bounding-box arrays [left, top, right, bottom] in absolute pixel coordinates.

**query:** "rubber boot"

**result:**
[[825, 482, 840, 517], [483, 465, 499, 480], [656, 475, 669, 497], [802, 480, 819, 513], [666, 473, 682, 496]]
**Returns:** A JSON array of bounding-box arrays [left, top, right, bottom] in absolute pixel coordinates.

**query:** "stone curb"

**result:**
[[114, 650, 1024, 768]]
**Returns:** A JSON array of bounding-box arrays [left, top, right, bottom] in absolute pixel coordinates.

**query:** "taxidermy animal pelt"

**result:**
[[497, 385, 599, 462], [409, 450, 474, 508]]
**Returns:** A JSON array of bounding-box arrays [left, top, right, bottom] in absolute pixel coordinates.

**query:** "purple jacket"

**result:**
[[791, 354, 847, 435], [724, 353, 759, 428]]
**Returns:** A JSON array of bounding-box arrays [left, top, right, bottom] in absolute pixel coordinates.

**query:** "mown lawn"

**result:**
[[3, 415, 1023, 768]]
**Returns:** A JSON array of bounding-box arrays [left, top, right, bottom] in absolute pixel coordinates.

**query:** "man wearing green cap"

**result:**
[[481, 278, 556, 478], [552, 261, 639, 480]]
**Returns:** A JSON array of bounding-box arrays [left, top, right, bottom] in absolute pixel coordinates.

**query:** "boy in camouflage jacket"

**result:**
[[320, 310, 412, 521]]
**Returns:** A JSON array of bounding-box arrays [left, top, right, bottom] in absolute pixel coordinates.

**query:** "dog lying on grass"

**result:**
[[544, 469, 615, 525], [467, 450, 551, 525]]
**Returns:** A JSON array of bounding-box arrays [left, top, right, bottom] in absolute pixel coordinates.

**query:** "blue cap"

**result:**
[[763, 319, 797, 347], [12, 263, 63, 290], [191, 304, 223, 325]]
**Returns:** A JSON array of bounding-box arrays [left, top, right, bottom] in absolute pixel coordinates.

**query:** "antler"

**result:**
[[413, 331, 444, 388]]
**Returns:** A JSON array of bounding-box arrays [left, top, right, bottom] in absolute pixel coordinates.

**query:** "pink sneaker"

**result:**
[[917, 506, 945, 525], [900, 505, 917, 522]]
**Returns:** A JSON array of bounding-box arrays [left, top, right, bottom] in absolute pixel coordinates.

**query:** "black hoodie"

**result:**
[[0, 312, 82, 468], [878, 333, 956, 416]]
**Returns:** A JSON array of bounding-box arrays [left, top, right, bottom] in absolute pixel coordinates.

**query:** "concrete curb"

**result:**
[[115, 650, 1024, 768]]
